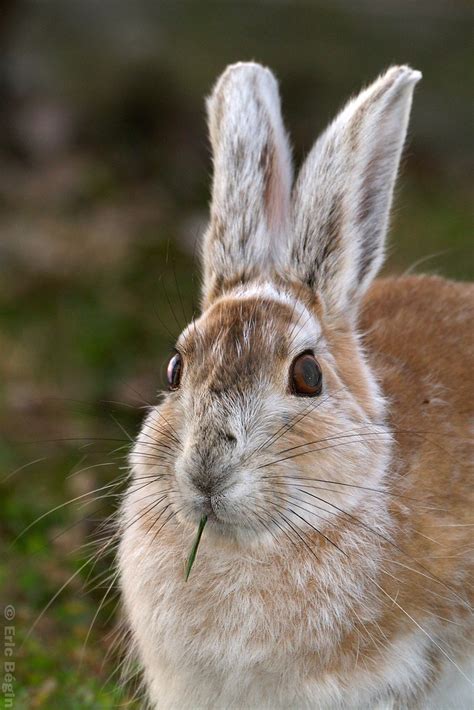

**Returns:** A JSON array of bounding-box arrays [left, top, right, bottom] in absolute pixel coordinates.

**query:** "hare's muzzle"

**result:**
[[175, 426, 246, 524]]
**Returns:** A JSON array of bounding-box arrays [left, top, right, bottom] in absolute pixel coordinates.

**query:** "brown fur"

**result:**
[[349, 276, 474, 687]]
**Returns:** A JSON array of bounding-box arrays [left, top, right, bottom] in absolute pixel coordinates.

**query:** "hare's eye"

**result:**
[[167, 352, 182, 390], [290, 352, 322, 397]]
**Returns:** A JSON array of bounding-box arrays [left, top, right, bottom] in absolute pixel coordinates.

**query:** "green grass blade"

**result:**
[[184, 514, 207, 581]]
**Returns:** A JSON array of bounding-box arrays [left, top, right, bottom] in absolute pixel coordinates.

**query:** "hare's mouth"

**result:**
[[189, 477, 241, 518], [187, 491, 254, 537], [194, 493, 235, 524], [180, 474, 260, 538]]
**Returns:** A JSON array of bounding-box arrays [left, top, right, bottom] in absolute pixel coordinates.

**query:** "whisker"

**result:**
[[262, 475, 445, 507], [11, 479, 130, 546], [278, 511, 322, 564], [272, 425, 391, 457], [79, 570, 121, 670], [149, 507, 180, 547], [20, 554, 99, 650], [121, 491, 176, 535], [248, 386, 349, 468], [66, 460, 117, 481], [270, 492, 347, 556], [1, 456, 48, 484], [273, 484, 470, 611]]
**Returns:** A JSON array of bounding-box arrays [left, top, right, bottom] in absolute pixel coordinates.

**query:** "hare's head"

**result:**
[[130, 63, 421, 545]]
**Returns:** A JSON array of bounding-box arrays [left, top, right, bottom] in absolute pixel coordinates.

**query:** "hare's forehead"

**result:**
[[178, 283, 322, 362]]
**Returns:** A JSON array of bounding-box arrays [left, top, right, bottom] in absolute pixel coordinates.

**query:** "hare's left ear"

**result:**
[[287, 66, 421, 319], [202, 62, 292, 307]]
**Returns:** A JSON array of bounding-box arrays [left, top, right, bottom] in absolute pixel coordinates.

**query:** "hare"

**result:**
[[118, 63, 473, 709]]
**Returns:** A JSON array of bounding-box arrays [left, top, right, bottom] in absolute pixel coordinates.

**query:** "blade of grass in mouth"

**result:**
[[185, 514, 208, 581]]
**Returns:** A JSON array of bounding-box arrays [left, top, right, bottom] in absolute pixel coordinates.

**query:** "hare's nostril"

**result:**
[[223, 432, 237, 445], [191, 477, 213, 498]]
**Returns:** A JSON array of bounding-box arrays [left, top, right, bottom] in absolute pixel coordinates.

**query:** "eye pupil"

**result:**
[[290, 352, 322, 397], [301, 359, 319, 387], [167, 353, 182, 390]]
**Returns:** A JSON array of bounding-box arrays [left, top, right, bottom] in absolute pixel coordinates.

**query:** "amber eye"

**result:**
[[167, 352, 182, 390], [290, 352, 322, 396]]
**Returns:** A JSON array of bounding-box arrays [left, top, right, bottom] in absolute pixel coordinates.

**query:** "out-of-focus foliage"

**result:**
[[0, 1, 472, 706]]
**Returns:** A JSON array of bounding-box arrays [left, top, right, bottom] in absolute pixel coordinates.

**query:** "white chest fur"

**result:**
[[119, 509, 471, 710]]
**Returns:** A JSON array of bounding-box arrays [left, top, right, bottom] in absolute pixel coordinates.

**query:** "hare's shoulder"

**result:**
[[360, 273, 473, 513], [360, 274, 473, 396], [360, 274, 472, 477]]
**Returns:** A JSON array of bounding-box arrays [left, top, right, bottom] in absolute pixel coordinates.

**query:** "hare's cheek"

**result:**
[[265, 406, 389, 522]]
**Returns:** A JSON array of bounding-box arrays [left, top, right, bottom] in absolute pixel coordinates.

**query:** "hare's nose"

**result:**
[[190, 475, 214, 499], [186, 430, 237, 497]]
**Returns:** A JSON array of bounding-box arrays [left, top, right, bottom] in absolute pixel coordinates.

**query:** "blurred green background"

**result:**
[[0, 1, 472, 707]]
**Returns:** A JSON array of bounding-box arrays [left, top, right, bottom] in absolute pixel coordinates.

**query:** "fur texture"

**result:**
[[118, 63, 473, 709], [203, 62, 293, 308]]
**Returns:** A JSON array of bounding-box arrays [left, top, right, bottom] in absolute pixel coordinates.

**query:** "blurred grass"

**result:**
[[0, 1, 472, 706]]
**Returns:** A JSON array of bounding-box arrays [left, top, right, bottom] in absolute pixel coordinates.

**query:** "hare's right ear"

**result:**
[[202, 62, 292, 307], [287, 66, 421, 320]]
